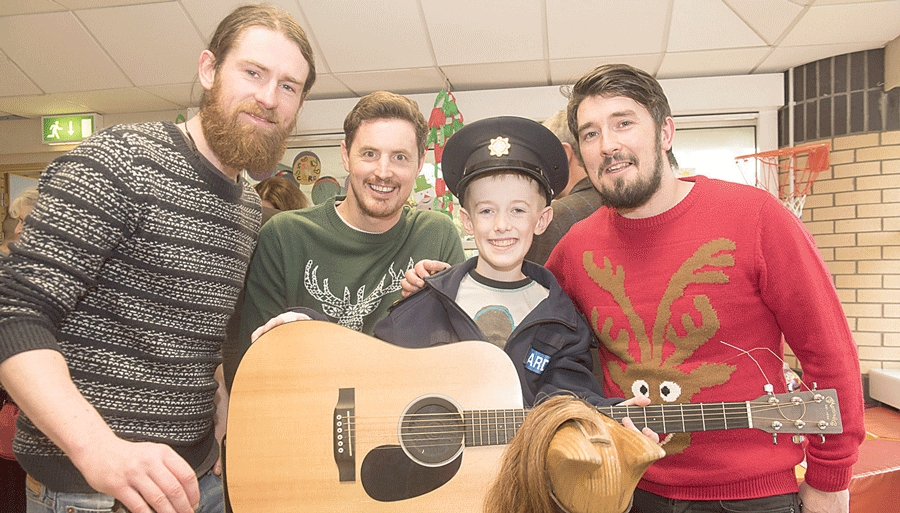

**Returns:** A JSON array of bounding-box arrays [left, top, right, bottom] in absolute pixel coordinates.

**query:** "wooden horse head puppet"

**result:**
[[484, 396, 665, 513]]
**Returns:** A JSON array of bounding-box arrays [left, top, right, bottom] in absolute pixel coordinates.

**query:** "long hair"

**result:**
[[484, 395, 664, 513], [255, 176, 310, 210], [483, 396, 598, 513], [205, 4, 317, 100]]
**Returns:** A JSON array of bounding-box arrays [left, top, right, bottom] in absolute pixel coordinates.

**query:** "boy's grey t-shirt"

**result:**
[[454, 270, 549, 349]]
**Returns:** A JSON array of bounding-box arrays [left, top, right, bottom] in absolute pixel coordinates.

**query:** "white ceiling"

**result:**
[[0, 0, 898, 120]]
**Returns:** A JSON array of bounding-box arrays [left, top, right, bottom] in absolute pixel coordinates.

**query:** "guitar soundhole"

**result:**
[[399, 395, 465, 467]]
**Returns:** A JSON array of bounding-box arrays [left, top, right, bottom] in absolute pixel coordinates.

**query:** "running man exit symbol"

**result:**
[[41, 114, 102, 144]]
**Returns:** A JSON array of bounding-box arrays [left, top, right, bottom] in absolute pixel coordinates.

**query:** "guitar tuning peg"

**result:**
[[772, 433, 778, 445], [819, 434, 826, 444], [764, 383, 774, 396], [792, 435, 805, 444]]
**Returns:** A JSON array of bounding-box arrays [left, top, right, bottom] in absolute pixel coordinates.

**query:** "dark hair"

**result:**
[[206, 4, 317, 99], [255, 176, 310, 210], [566, 64, 675, 165], [343, 91, 428, 158]]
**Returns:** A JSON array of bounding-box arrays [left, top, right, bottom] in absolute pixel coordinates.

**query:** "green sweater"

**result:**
[[239, 199, 464, 351]]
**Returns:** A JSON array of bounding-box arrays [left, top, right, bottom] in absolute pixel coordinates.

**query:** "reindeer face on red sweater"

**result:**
[[585, 238, 738, 454]]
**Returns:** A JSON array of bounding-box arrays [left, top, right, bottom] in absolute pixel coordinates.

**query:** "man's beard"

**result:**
[[596, 138, 664, 210], [347, 179, 407, 221], [200, 80, 295, 180]]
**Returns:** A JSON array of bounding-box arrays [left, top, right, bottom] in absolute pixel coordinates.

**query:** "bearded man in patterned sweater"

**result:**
[[0, 5, 316, 513]]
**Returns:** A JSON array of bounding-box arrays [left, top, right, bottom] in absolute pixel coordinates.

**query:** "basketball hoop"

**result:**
[[735, 143, 830, 218]]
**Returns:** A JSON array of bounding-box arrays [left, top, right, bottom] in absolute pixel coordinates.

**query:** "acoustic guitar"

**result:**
[[226, 321, 842, 512]]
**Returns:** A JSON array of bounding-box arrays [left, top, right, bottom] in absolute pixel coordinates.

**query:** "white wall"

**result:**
[[0, 73, 784, 166]]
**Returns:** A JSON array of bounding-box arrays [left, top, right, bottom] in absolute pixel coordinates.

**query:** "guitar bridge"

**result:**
[[333, 388, 355, 482]]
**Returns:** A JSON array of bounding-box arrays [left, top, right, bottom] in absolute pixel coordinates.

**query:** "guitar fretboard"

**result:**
[[462, 401, 753, 447], [597, 402, 752, 434]]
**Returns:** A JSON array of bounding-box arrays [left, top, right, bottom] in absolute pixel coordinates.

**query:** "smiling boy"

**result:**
[[373, 116, 617, 408]]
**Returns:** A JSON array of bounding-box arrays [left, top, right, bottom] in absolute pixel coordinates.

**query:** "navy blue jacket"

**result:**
[[373, 257, 618, 407]]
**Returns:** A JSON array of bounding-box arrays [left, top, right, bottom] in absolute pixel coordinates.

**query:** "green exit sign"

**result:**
[[41, 114, 102, 144]]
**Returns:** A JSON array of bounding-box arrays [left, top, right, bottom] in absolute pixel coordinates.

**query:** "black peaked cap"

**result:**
[[441, 116, 568, 204]]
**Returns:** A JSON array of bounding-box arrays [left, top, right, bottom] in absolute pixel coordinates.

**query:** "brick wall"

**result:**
[[798, 131, 900, 373]]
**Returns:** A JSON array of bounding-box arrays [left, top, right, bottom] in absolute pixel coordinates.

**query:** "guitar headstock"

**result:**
[[749, 389, 842, 434]]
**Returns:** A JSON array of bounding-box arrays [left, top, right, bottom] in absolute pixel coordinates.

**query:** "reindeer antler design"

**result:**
[[584, 252, 650, 362], [584, 239, 738, 454], [304, 259, 411, 331], [651, 238, 735, 365]]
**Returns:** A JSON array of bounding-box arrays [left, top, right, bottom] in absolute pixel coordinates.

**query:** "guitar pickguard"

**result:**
[[361, 445, 463, 502]]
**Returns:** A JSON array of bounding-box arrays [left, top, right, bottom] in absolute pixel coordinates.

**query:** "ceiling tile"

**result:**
[[0, 0, 65, 16], [140, 83, 199, 108], [757, 41, 884, 72], [547, 0, 669, 59], [782, 2, 900, 46], [423, 0, 545, 65], [669, 0, 766, 52], [658, 47, 773, 78], [64, 87, 182, 114], [0, 94, 90, 118], [0, 52, 42, 96], [335, 68, 447, 96], [0, 88, 184, 118], [0, 12, 131, 93], [302, 0, 433, 72], [304, 75, 356, 100], [723, 0, 804, 44], [550, 55, 664, 84], [56, 0, 167, 8], [78, 3, 205, 87], [176, 0, 330, 75], [442, 61, 550, 91]]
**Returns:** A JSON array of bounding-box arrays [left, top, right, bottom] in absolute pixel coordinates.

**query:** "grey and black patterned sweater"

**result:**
[[0, 121, 261, 493]]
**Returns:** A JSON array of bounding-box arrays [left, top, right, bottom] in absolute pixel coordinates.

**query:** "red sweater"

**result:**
[[546, 176, 864, 500]]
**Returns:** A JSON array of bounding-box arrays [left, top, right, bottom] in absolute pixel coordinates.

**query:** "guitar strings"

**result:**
[[333, 398, 826, 445], [719, 340, 815, 394]]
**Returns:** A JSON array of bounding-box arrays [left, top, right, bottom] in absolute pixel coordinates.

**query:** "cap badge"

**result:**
[[488, 136, 511, 157]]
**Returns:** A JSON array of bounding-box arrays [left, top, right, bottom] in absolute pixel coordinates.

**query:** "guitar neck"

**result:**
[[462, 402, 752, 447], [597, 402, 751, 434]]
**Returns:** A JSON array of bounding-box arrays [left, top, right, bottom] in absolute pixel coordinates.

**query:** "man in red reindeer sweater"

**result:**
[[545, 64, 864, 513]]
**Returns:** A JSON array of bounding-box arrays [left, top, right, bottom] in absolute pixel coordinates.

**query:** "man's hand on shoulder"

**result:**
[[798, 482, 849, 513], [401, 259, 450, 297]]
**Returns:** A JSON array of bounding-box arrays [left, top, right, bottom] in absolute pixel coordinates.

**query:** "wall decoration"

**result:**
[[311, 176, 342, 205], [418, 91, 465, 217], [292, 150, 322, 185]]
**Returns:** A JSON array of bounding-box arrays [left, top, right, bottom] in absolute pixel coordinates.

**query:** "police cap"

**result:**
[[441, 116, 568, 205]]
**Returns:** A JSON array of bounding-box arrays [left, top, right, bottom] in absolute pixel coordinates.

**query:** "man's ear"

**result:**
[[340, 140, 350, 173], [198, 50, 217, 91], [459, 207, 475, 236], [660, 117, 675, 152], [533, 205, 553, 236], [561, 142, 577, 167]]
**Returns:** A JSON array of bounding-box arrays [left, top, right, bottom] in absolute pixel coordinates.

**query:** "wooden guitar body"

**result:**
[[226, 321, 523, 512], [227, 321, 842, 512]]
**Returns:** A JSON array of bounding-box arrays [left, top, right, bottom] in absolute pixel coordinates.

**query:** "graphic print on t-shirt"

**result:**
[[303, 258, 414, 331], [584, 238, 738, 454], [472, 306, 515, 348]]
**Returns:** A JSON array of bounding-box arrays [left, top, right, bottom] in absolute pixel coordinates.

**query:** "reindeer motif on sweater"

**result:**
[[585, 238, 738, 454]]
